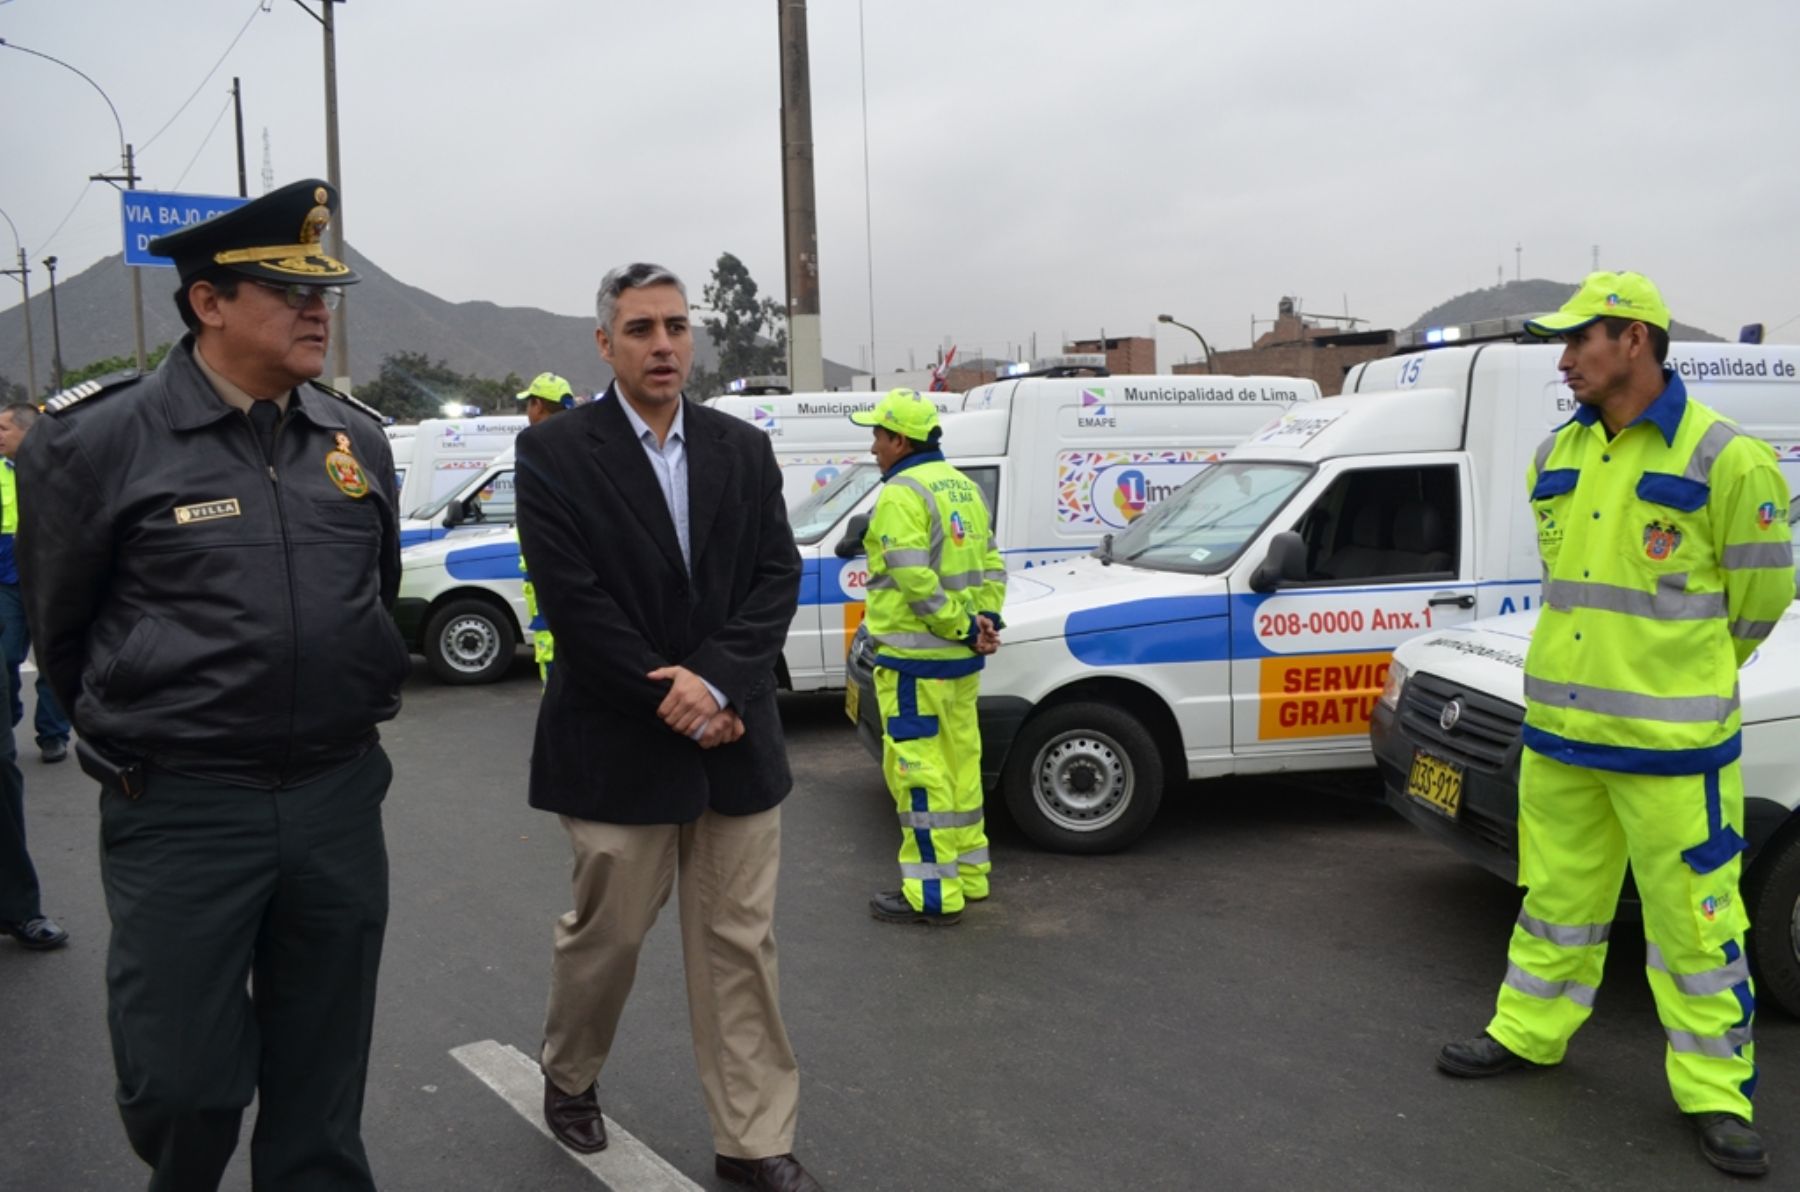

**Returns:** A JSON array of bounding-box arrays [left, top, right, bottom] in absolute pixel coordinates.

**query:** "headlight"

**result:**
[[1377, 659, 1409, 712]]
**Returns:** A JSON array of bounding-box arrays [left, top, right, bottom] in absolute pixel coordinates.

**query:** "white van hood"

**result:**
[[400, 526, 514, 569], [1392, 605, 1800, 725], [1000, 555, 1227, 644]]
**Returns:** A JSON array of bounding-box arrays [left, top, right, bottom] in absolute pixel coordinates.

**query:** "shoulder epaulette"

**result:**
[[308, 380, 386, 423], [44, 370, 140, 415]]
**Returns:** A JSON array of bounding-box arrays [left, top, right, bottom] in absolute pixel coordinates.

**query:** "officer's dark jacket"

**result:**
[[15, 337, 408, 788], [514, 387, 801, 824]]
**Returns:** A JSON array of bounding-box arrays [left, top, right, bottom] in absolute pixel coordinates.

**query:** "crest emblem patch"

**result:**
[[1643, 520, 1681, 561], [325, 432, 369, 499]]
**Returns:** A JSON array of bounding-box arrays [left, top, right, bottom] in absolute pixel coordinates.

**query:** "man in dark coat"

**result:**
[[515, 262, 822, 1191]]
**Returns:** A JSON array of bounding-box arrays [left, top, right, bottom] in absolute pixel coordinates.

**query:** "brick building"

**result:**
[[1065, 335, 1157, 375], [1175, 298, 1394, 395]]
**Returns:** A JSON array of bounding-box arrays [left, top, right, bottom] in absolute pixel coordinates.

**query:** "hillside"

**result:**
[[1409, 278, 1723, 342], [0, 247, 865, 397]]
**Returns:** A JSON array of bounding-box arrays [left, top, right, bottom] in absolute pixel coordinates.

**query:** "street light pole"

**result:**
[[1157, 313, 1215, 374], [43, 256, 63, 393]]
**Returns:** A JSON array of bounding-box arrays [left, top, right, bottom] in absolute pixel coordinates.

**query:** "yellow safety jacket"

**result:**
[[1, 459, 16, 534], [863, 451, 1006, 670], [515, 529, 554, 681], [1522, 370, 1793, 778]]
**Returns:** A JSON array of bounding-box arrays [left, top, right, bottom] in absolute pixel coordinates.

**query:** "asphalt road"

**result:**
[[2, 658, 1792, 1190]]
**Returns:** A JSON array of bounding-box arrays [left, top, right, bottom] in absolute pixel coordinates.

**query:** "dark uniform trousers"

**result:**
[[101, 746, 392, 1192], [0, 724, 40, 925]]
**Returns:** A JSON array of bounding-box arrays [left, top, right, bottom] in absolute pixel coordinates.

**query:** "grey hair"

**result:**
[[0, 401, 40, 432], [595, 263, 687, 335]]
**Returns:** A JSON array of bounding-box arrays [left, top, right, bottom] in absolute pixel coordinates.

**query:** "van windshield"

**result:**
[[790, 463, 882, 544], [410, 466, 502, 521], [1112, 461, 1310, 574]]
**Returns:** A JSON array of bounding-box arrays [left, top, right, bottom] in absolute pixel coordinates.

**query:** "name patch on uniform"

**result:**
[[173, 499, 241, 525]]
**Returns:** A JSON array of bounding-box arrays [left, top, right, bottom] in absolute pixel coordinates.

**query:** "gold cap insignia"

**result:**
[[300, 204, 331, 246], [335, 432, 352, 454]]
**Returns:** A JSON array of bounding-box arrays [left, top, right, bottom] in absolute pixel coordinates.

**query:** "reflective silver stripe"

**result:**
[[909, 592, 949, 616], [983, 569, 1008, 585], [1534, 433, 1559, 476], [873, 631, 958, 651], [1504, 962, 1598, 1008], [898, 808, 985, 830], [1731, 617, 1780, 642], [1518, 909, 1610, 947], [900, 860, 960, 881], [1682, 420, 1743, 484], [1667, 1024, 1753, 1059], [885, 549, 932, 568], [1541, 578, 1727, 621], [1722, 542, 1794, 569], [957, 847, 991, 867], [867, 574, 897, 591], [939, 569, 988, 591], [1646, 942, 1752, 997], [890, 476, 945, 566], [1522, 677, 1739, 724]]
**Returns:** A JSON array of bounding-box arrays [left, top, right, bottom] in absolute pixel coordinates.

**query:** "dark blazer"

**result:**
[[514, 387, 801, 824]]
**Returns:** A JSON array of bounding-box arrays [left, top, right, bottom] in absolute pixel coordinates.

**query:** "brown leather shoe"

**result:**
[[542, 1076, 606, 1153], [715, 1152, 824, 1191]]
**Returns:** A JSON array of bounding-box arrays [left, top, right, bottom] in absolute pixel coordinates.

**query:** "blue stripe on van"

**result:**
[[445, 540, 524, 581], [1065, 597, 1232, 665], [400, 526, 447, 548]]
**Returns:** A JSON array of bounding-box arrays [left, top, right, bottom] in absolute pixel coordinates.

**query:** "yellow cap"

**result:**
[[517, 372, 575, 407], [1526, 271, 1670, 336], [849, 388, 941, 440]]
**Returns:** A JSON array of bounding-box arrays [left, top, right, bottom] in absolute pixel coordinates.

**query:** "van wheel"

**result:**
[[423, 598, 514, 685], [1746, 836, 1800, 1019], [1002, 702, 1163, 854]]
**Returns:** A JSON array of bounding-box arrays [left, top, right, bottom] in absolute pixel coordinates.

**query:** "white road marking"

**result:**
[[449, 1039, 703, 1192]]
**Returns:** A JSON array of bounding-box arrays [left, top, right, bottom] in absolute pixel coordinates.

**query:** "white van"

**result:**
[[399, 448, 518, 548], [710, 392, 959, 508], [386, 425, 417, 505], [1370, 507, 1800, 1014], [843, 341, 1800, 854], [391, 375, 1318, 685], [395, 416, 527, 522]]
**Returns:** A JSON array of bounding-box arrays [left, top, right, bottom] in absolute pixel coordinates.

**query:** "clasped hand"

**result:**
[[648, 665, 744, 749]]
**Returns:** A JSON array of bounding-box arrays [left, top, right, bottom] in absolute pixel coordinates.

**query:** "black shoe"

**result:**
[[1, 916, 69, 951], [1691, 1112, 1769, 1177], [1436, 1033, 1543, 1078], [542, 1076, 606, 1154], [38, 739, 67, 764], [868, 890, 959, 926], [715, 1152, 824, 1191]]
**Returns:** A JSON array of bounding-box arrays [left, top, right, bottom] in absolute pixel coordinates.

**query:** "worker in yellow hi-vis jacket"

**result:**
[[1437, 273, 1794, 1178], [852, 389, 1006, 925], [513, 372, 574, 681]]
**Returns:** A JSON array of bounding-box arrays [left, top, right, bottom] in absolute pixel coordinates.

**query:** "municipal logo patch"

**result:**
[[1643, 520, 1681, 561], [1757, 501, 1776, 530]]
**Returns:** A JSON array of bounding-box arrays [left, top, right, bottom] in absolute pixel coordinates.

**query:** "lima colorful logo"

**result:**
[[1081, 388, 1109, 418], [1113, 469, 1150, 522], [1758, 501, 1777, 530], [752, 404, 779, 433], [948, 510, 967, 546], [812, 466, 840, 492], [1702, 895, 1719, 921]]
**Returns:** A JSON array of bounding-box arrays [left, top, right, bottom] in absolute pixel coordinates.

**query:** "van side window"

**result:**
[[962, 466, 1000, 532], [1306, 465, 1459, 582], [466, 468, 517, 524]]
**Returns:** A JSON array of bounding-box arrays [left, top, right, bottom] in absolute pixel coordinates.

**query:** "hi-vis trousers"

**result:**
[[874, 666, 990, 914], [1487, 749, 1757, 1117]]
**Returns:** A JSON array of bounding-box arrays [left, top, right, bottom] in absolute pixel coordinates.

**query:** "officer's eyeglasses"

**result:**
[[250, 280, 343, 311]]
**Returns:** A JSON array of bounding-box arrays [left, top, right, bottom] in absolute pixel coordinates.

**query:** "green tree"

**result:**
[[61, 343, 173, 390], [356, 351, 525, 422], [0, 374, 27, 404], [688, 252, 786, 398]]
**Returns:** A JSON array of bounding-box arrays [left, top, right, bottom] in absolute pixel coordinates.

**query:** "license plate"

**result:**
[[1407, 750, 1464, 819], [845, 679, 861, 724]]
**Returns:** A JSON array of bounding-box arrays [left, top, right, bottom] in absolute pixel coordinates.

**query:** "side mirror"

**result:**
[[1250, 531, 1307, 593], [443, 501, 466, 528], [835, 513, 871, 559]]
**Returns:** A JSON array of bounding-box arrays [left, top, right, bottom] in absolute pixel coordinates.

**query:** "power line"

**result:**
[[172, 92, 237, 189], [139, 0, 268, 155]]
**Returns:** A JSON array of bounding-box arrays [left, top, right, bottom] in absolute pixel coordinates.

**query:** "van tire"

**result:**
[[423, 598, 515, 686], [1002, 702, 1163, 854], [1746, 836, 1800, 1019]]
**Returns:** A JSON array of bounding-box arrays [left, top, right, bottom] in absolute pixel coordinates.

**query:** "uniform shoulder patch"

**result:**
[[44, 369, 140, 415], [307, 380, 386, 424]]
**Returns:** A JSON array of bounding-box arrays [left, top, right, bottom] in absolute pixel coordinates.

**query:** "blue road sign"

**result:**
[[121, 190, 250, 268]]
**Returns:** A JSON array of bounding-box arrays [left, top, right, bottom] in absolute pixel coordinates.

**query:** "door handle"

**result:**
[[1428, 593, 1476, 609]]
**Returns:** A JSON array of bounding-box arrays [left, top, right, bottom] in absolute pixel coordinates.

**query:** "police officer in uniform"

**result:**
[[853, 389, 1005, 925], [1437, 273, 1794, 1177], [16, 179, 408, 1191], [515, 371, 575, 682]]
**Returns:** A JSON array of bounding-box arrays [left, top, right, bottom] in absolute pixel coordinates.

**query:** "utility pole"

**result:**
[[0, 250, 39, 399], [1514, 241, 1522, 283], [778, 1, 824, 391], [91, 143, 146, 371], [322, 0, 350, 388], [233, 77, 248, 197]]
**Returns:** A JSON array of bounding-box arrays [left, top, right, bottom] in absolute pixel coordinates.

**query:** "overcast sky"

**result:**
[[4, 0, 1799, 377]]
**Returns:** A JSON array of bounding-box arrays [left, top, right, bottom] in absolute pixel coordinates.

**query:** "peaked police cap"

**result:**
[[147, 178, 360, 286]]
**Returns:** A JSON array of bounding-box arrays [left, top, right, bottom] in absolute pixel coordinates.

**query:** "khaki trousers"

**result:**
[[541, 806, 799, 1158]]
